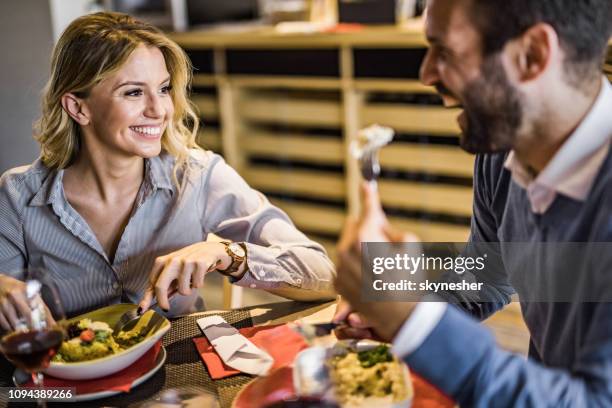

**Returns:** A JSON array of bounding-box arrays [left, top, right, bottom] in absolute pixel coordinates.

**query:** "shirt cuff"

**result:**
[[391, 301, 448, 358]]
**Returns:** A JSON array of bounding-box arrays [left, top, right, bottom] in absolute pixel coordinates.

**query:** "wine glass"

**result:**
[[0, 268, 66, 407]]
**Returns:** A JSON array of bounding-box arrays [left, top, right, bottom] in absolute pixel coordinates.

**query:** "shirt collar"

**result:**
[[28, 160, 64, 207], [146, 154, 174, 194], [505, 76, 612, 202], [29, 154, 175, 207]]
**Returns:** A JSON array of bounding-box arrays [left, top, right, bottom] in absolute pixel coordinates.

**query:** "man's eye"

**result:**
[[160, 85, 173, 94], [438, 47, 453, 62], [125, 89, 143, 97]]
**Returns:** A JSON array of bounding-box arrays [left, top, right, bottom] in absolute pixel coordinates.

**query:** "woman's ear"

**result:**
[[61, 93, 90, 126]]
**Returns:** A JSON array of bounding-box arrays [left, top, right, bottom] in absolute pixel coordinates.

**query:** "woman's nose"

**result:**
[[145, 94, 165, 118]]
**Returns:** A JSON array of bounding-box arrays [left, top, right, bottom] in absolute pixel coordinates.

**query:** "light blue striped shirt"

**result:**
[[0, 150, 335, 317]]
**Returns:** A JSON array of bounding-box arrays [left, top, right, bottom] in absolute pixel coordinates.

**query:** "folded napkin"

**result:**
[[194, 322, 308, 379], [26, 341, 162, 394]]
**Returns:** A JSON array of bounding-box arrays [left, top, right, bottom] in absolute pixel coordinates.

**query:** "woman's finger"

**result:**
[[154, 259, 182, 311], [191, 260, 209, 289], [1, 298, 21, 331], [178, 260, 194, 296], [0, 310, 11, 332], [139, 286, 155, 314], [8, 290, 32, 326]]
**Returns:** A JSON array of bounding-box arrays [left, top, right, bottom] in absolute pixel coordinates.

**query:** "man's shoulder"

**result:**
[[474, 153, 510, 182], [473, 152, 512, 202]]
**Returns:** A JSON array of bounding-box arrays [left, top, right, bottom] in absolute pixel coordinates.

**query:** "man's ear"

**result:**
[[508, 23, 559, 82], [61, 93, 90, 126]]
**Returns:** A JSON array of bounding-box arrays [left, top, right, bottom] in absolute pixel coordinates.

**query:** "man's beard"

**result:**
[[459, 55, 524, 154]]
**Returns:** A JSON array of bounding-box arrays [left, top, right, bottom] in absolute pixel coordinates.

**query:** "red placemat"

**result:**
[[194, 324, 309, 379], [25, 341, 162, 394]]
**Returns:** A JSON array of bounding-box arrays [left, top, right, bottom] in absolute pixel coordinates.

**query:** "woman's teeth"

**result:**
[[131, 126, 161, 136]]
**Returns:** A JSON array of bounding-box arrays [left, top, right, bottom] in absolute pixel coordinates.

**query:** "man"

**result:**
[[334, 0, 612, 405]]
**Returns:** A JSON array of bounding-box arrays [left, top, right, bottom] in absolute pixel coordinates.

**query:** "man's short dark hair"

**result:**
[[469, 0, 612, 81]]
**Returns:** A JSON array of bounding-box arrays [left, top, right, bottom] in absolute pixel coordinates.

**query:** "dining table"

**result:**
[[0, 300, 454, 408]]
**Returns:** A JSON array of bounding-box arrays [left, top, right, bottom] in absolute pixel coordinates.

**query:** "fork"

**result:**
[[113, 287, 178, 333], [353, 124, 395, 182]]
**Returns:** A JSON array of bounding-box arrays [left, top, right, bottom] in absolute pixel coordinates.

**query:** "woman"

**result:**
[[0, 12, 335, 330]]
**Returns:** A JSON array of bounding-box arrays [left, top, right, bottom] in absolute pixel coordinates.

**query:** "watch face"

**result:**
[[229, 243, 246, 258]]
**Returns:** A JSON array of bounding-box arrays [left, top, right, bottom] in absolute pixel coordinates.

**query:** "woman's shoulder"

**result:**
[[0, 159, 50, 202], [186, 148, 223, 168]]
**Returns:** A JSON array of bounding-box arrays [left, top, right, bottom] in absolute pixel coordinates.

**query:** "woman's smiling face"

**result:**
[[80, 44, 174, 160]]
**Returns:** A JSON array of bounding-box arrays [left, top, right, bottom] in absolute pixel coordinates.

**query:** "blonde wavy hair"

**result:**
[[35, 11, 201, 173]]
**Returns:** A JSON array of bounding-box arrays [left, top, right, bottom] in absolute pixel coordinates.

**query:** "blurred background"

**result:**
[[1, 0, 610, 354]]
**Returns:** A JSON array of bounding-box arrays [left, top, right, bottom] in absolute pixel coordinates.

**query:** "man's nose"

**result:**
[[419, 49, 439, 86]]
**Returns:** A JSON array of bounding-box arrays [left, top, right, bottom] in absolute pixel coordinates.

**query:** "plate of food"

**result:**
[[293, 340, 413, 407], [44, 303, 170, 380], [233, 339, 413, 408], [13, 345, 167, 402]]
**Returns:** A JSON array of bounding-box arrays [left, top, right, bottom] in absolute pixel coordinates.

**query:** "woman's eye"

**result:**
[[160, 85, 173, 94], [125, 88, 143, 97]]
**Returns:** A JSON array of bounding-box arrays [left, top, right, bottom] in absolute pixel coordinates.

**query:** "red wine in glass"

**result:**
[[0, 328, 63, 372]]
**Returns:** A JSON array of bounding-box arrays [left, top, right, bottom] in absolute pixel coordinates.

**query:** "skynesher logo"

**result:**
[[372, 253, 487, 275]]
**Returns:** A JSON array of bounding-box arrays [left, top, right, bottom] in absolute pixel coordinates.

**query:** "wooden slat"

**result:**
[[196, 129, 222, 151], [379, 180, 473, 216], [230, 76, 341, 90], [242, 131, 344, 164], [362, 104, 460, 136], [354, 80, 436, 93], [269, 199, 341, 261], [191, 95, 219, 118], [270, 199, 345, 235], [192, 74, 216, 87], [380, 144, 475, 177], [239, 96, 342, 127], [244, 166, 346, 199], [170, 24, 427, 49], [389, 217, 471, 242]]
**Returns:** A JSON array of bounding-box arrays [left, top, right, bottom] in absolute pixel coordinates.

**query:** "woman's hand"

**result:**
[[0, 275, 32, 331], [139, 242, 231, 313]]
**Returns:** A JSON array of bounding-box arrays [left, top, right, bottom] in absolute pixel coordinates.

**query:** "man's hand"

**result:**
[[332, 298, 379, 340], [139, 241, 232, 313], [333, 182, 419, 342]]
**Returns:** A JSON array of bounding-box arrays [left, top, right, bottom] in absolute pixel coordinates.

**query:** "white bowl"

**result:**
[[44, 304, 170, 380]]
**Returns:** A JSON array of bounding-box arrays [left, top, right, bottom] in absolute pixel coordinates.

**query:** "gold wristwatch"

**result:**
[[218, 241, 247, 277]]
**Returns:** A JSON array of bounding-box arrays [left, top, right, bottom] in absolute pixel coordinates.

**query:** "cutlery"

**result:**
[[291, 321, 347, 342], [113, 288, 178, 334], [114, 260, 221, 333], [352, 124, 394, 182]]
